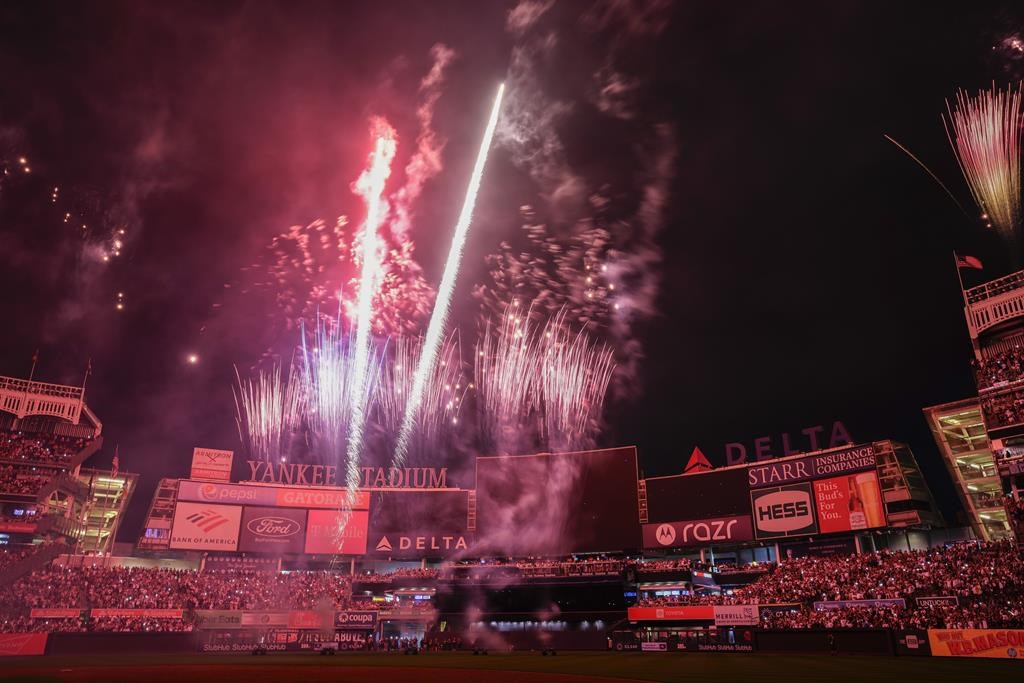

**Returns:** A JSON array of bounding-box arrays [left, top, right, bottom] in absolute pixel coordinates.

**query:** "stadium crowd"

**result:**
[[0, 432, 89, 465], [974, 346, 1024, 391], [639, 541, 1024, 628], [981, 390, 1024, 428], [0, 465, 55, 496]]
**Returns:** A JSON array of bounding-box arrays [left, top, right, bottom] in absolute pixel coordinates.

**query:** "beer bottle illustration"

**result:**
[[848, 476, 867, 529]]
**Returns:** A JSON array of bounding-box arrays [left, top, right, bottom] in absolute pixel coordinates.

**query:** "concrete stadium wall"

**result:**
[[46, 632, 198, 655], [754, 629, 893, 655]]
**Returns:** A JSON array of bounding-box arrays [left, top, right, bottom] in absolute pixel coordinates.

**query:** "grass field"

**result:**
[[1, 651, 1021, 683]]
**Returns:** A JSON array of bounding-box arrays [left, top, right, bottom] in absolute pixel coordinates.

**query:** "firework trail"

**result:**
[[346, 121, 398, 493], [393, 83, 505, 466], [233, 362, 303, 463], [944, 84, 1024, 248], [474, 305, 542, 455], [539, 313, 615, 453], [375, 335, 465, 464]]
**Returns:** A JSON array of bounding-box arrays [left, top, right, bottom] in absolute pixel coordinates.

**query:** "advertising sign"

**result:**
[[335, 630, 369, 650], [0, 633, 48, 656], [29, 608, 81, 619], [334, 610, 378, 630], [287, 610, 328, 629], [0, 521, 36, 533], [627, 606, 715, 621], [642, 514, 754, 549], [750, 483, 818, 539], [304, 509, 369, 555], [169, 502, 242, 551], [747, 444, 876, 489], [240, 611, 291, 627], [177, 480, 370, 510], [275, 487, 370, 510], [641, 642, 668, 651], [90, 609, 184, 619], [194, 610, 244, 629], [202, 555, 279, 572], [813, 471, 886, 533], [928, 629, 1024, 658], [190, 448, 234, 482], [713, 605, 760, 626], [178, 480, 279, 506], [813, 599, 905, 610], [367, 490, 471, 559], [779, 536, 857, 560], [238, 506, 306, 554], [645, 467, 751, 523], [916, 596, 959, 608]]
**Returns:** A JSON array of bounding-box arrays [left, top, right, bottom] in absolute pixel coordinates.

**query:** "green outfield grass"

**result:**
[[1, 651, 1021, 683]]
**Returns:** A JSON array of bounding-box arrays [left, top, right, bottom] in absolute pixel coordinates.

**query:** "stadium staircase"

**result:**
[[67, 435, 104, 469], [0, 540, 66, 587], [36, 472, 91, 503]]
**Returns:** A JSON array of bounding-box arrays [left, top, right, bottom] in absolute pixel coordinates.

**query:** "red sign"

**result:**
[[0, 521, 37, 533], [169, 502, 242, 551], [0, 633, 48, 656], [813, 471, 886, 534], [90, 609, 184, 619], [29, 608, 81, 619], [275, 488, 370, 510], [642, 515, 754, 549], [287, 610, 328, 629], [304, 509, 369, 555], [627, 606, 715, 621]]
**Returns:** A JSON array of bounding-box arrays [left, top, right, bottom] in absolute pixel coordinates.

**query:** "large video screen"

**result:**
[[365, 490, 470, 558], [645, 467, 751, 522], [474, 447, 641, 555]]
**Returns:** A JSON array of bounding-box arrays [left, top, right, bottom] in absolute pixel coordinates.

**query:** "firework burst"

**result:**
[[474, 305, 615, 455], [375, 335, 465, 464], [233, 362, 303, 464], [944, 83, 1024, 247]]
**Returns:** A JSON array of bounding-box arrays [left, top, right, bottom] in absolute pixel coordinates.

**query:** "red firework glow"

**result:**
[[241, 116, 438, 340]]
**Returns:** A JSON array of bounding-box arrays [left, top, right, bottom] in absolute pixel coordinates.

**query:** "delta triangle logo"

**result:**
[[375, 536, 392, 552]]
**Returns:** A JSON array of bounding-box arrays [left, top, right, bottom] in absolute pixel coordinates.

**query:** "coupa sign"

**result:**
[[335, 610, 377, 630], [750, 484, 818, 539], [642, 515, 754, 549]]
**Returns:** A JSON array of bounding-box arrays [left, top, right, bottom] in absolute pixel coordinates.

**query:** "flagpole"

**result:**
[[954, 251, 969, 310], [28, 349, 38, 384]]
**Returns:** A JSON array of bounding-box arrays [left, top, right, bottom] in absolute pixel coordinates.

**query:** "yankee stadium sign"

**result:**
[[244, 462, 448, 489]]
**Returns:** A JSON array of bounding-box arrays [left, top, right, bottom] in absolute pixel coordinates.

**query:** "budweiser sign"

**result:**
[[244, 462, 449, 489]]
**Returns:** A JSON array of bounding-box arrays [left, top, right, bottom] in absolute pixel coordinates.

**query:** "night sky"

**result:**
[[2, 1, 1023, 540]]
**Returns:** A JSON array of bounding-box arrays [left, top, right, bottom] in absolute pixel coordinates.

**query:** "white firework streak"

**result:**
[[345, 126, 397, 497], [539, 312, 615, 453], [393, 83, 505, 466], [944, 84, 1024, 245], [375, 335, 465, 460], [474, 304, 543, 455], [233, 362, 304, 463]]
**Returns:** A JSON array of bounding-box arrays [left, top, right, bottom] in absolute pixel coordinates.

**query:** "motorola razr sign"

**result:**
[[642, 515, 754, 549]]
